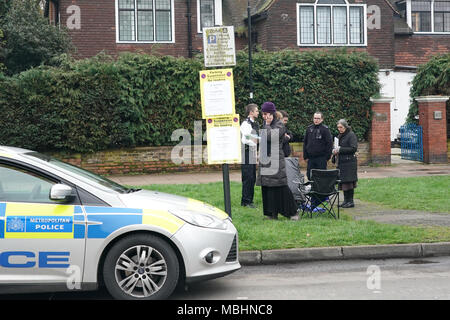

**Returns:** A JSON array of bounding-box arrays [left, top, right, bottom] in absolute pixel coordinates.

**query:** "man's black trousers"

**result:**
[[306, 156, 328, 207], [306, 156, 328, 180], [241, 163, 256, 206]]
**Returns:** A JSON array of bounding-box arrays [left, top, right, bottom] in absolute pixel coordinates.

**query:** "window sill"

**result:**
[[412, 32, 450, 35], [298, 43, 368, 47], [116, 41, 175, 44]]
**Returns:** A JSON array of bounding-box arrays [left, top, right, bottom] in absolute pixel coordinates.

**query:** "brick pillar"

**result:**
[[369, 97, 393, 165], [415, 96, 449, 164]]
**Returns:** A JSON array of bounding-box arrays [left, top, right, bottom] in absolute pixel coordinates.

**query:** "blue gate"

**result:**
[[400, 123, 423, 162]]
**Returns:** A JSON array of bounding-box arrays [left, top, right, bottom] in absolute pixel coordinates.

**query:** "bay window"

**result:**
[[409, 0, 450, 33], [297, 0, 367, 46]]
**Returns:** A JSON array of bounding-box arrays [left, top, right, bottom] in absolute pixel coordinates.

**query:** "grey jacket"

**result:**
[[257, 118, 288, 187]]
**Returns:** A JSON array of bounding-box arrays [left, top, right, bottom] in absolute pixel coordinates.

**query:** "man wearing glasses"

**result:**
[[303, 112, 333, 181]]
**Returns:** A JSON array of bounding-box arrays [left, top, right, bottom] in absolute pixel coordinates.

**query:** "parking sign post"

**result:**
[[201, 29, 237, 217], [222, 164, 232, 217]]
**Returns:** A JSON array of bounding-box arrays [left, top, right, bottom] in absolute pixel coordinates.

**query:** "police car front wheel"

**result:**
[[103, 234, 180, 300]]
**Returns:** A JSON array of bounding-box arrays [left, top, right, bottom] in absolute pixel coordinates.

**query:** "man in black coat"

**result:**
[[280, 110, 292, 157], [303, 111, 333, 181]]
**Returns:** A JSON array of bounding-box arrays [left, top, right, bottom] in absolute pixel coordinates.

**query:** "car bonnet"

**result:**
[[118, 189, 229, 220]]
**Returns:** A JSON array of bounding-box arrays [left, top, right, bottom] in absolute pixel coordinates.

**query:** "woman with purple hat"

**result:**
[[257, 101, 299, 220]]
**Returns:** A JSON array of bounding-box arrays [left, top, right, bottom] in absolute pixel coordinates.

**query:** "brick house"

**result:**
[[46, 0, 450, 141]]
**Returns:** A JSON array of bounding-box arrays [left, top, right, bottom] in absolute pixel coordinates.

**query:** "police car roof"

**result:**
[[0, 145, 33, 155]]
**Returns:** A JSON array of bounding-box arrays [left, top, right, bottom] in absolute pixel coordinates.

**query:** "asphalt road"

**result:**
[[172, 256, 450, 300], [2, 256, 450, 300]]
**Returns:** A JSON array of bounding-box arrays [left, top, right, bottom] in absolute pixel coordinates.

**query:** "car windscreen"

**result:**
[[24, 152, 130, 194]]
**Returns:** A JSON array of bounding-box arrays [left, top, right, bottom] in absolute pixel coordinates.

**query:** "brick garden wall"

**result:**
[[369, 99, 392, 164], [49, 146, 238, 176], [49, 142, 370, 176], [290, 142, 370, 169], [448, 140, 450, 163], [417, 97, 449, 163]]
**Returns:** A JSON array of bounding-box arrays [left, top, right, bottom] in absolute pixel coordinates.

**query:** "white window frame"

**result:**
[[115, 0, 175, 44], [296, 1, 367, 47], [406, 0, 450, 34], [197, 0, 223, 33]]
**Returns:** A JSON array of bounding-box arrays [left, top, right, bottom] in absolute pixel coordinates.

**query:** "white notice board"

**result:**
[[206, 115, 241, 165], [203, 26, 236, 68]]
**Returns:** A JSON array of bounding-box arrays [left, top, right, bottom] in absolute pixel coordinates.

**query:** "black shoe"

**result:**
[[341, 201, 354, 208], [242, 203, 256, 208]]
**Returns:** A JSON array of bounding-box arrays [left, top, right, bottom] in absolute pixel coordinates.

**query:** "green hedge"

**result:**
[[0, 49, 379, 153], [407, 53, 450, 127], [233, 49, 379, 142]]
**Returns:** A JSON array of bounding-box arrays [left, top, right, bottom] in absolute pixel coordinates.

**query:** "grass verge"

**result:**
[[356, 176, 450, 213], [139, 176, 450, 251]]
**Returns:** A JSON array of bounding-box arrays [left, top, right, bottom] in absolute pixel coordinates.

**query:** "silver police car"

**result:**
[[0, 146, 240, 299]]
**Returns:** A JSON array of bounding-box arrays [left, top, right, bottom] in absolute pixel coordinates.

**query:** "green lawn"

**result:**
[[356, 176, 450, 213], [139, 176, 450, 251]]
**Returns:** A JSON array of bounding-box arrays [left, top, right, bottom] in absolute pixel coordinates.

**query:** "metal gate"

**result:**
[[400, 123, 423, 162]]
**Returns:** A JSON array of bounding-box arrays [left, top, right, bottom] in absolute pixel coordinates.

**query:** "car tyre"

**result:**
[[103, 234, 180, 300]]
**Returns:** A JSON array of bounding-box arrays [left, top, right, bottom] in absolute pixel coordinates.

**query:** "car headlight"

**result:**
[[169, 209, 228, 230]]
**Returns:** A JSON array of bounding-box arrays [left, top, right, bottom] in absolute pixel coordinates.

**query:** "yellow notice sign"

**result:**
[[200, 69, 235, 119], [206, 115, 241, 165]]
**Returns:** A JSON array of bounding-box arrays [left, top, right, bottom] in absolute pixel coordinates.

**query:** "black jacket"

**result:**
[[303, 123, 332, 160], [337, 128, 358, 183], [282, 128, 293, 157]]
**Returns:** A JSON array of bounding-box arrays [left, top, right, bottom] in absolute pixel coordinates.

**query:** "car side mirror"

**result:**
[[50, 184, 74, 202]]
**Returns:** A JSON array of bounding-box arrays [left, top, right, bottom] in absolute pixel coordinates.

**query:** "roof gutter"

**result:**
[[244, 10, 268, 24], [394, 65, 418, 71], [384, 0, 400, 15]]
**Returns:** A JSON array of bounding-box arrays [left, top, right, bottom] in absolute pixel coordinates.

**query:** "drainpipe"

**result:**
[[44, 0, 50, 18], [50, 0, 60, 26], [52, 0, 60, 26], [248, 0, 253, 103], [186, 0, 193, 58]]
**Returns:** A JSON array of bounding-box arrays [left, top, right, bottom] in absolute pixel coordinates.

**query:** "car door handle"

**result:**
[[74, 219, 103, 225]]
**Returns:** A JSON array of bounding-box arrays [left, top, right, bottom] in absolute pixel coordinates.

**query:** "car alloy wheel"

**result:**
[[114, 245, 168, 298], [103, 234, 179, 300]]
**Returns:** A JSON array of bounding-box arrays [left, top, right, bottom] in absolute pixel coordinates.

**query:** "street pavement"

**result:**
[[109, 161, 450, 186], [108, 159, 450, 266]]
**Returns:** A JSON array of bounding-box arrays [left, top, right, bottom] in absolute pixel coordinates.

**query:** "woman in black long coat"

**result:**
[[257, 102, 298, 220], [332, 119, 358, 208]]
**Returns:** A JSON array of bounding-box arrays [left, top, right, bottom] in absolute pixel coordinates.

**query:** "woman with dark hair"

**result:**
[[257, 101, 298, 220], [333, 119, 358, 208]]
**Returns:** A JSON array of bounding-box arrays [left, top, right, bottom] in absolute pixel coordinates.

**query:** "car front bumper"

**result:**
[[171, 219, 241, 283]]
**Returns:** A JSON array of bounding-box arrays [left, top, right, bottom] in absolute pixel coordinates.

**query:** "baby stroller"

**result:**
[[285, 157, 307, 208]]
